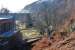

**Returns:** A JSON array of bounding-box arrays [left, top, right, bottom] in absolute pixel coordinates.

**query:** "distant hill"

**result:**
[[22, 0, 73, 30]]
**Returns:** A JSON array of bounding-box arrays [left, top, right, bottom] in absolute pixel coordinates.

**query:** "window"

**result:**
[[0, 22, 15, 34]]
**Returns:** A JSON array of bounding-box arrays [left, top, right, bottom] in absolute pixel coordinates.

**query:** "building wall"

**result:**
[[0, 13, 33, 28]]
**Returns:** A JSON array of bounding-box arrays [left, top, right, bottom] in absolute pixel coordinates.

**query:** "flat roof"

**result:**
[[0, 15, 13, 20]]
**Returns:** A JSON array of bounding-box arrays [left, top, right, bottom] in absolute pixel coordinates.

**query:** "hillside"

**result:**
[[30, 0, 75, 50], [22, 0, 74, 32]]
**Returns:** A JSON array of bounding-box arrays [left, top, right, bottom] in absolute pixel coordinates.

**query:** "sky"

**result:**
[[0, 0, 38, 13]]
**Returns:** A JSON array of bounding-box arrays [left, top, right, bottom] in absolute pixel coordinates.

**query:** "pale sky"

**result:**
[[0, 0, 38, 13]]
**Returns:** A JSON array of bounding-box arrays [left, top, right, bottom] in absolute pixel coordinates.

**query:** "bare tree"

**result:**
[[0, 8, 10, 14]]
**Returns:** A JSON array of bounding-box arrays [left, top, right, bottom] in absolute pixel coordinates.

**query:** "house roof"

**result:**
[[0, 15, 13, 20]]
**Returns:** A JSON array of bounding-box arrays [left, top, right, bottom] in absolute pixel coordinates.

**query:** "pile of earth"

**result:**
[[32, 31, 75, 50]]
